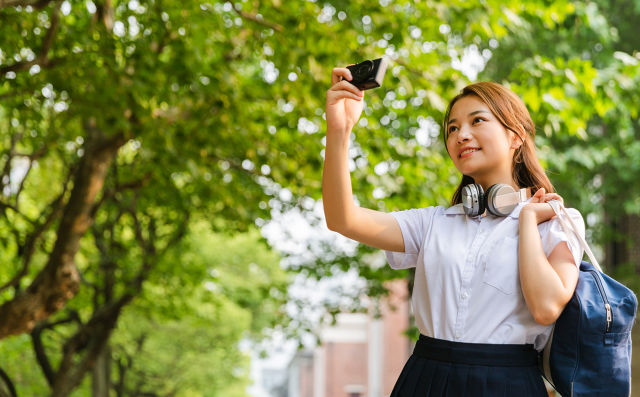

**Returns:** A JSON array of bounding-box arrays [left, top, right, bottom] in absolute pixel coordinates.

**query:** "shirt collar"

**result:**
[[444, 196, 534, 218]]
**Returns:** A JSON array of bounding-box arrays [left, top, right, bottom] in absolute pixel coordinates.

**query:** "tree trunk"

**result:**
[[92, 345, 111, 397], [0, 133, 124, 339], [50, 297, 131, 396]]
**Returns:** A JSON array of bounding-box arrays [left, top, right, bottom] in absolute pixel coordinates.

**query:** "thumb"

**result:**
[[533, 188, 545, 202]]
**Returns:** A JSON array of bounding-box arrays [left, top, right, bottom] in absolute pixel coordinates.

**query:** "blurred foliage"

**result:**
[[485, 0, 640, 274], [0, 0, 638, 394], [0, 226, 288, 396], [104, 226, 289, 396]]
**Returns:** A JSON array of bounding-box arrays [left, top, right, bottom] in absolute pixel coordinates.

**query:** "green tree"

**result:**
[[480, 0, 640, 282], [106, 226, 289, 396], [0, 226, 288, 396], [1, 0, 639, 395]]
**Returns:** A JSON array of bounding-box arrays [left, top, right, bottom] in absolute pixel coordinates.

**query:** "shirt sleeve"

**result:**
[[384, 207, 437, 270], [538, 207, 585, 267]]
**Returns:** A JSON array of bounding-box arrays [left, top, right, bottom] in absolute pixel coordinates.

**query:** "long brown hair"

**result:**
[[442, 82, 554, 206]]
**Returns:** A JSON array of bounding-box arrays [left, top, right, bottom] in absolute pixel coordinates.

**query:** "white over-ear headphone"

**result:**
[[462, 184, 531, 217]]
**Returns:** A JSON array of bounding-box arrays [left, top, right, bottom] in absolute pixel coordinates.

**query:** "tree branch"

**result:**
[[90, 171, 152, 219], [114, 333, 146, 397], [226, 1, 283, 32], [0, 366, 17, 397], [52, 294, 131, 395], [0, 202, 31, 222], [30, 311, 81, 386], [0, 132, 125, 339], [95, 0, 114, 31], [0, 0, 63, 75], [0, 167, 72, 294]]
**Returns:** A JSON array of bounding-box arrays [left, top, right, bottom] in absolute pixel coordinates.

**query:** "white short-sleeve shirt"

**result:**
[[385, 197, 585, 351]]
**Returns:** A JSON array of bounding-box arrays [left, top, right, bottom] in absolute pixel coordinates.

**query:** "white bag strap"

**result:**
[[547, 200, 602, 273]]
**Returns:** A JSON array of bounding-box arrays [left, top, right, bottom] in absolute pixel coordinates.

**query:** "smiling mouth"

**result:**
[[459, 148, 481, 158]]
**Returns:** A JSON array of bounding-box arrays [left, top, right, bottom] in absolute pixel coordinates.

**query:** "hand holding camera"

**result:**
[[344, 58, 387, 90], [325, 57, 387, 135]]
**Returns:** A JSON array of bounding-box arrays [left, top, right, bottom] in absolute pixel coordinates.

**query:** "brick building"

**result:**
[[287, 279, 411, 397]]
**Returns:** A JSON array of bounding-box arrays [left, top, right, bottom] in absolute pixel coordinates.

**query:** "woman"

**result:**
[[322, 67, 585, 396]]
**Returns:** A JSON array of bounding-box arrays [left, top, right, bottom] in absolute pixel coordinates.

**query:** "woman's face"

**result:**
[[445, 95, 519, 182]]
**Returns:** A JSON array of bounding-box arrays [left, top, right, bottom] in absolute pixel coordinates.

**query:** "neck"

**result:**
[[472, 175, 520, 193]]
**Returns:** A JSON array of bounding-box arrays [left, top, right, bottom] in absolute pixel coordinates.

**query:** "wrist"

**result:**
[[325, 128, 351, 148], [519, 206, 537, 222], [326, 126, 351, 138]]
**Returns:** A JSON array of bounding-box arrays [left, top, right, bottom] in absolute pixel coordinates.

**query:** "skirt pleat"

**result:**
[[467, 363, 491, 397], [486, 367, 508, 397], [526, 366, 548, 396], [408, 356, 430, 396], [444, 362, 470, 396], [399, 354, 425, 397], [425, 359, 449, 397], [390, 335, 547, 397]]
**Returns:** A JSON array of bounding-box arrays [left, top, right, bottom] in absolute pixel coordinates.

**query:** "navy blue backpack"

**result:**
[[540, 201, 638, 397]]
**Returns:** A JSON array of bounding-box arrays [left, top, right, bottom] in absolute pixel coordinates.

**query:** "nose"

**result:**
[[456, 125, 472, 143]]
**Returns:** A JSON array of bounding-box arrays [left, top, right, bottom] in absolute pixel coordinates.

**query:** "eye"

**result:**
[[447, 125, 458, 135], [472, 117, 486, 124]]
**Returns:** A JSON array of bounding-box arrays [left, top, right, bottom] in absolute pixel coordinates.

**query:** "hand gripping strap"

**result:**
[[547, 200, 602, 273]]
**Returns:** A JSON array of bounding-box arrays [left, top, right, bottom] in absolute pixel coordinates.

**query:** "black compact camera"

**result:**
[[344, 58, 388, 90]]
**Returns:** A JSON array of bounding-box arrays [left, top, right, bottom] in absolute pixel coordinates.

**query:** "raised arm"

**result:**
[[322, 66, 404, 252]]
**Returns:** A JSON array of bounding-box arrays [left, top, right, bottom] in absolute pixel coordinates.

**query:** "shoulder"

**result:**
[[388, 205, 447, 231], [389, 205, 446, 218], [552, 206, 584, 226], [538, 206, 585, 240]]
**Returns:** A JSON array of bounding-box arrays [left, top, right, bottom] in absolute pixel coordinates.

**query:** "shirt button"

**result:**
[[461, 292, 469, 300]]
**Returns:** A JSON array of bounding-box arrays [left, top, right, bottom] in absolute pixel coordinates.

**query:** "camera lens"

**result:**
[[355, 60, 373, 78]]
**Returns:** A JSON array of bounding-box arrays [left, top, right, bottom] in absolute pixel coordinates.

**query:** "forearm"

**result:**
[[518, 210, 570, 324], [322, 129, 356, 232]]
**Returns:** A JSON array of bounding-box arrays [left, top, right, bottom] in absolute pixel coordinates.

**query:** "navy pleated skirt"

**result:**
[[390, 335, 547, 397]]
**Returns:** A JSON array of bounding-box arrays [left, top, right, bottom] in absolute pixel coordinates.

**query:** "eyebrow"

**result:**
[[447, 110, 490, 125]]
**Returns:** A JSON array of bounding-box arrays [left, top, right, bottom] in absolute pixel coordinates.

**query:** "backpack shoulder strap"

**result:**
[[547, 200, 603, 273]]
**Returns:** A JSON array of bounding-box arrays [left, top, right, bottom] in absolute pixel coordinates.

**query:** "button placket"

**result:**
[[455, 221, 485, 340]]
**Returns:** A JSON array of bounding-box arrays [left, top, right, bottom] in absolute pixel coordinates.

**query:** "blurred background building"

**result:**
[[269, 279, 411, 397]]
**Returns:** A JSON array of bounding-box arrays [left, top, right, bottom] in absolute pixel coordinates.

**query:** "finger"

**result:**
[[330, 80, 363, 96], [326, 89, 363, 103], [543, 194, 564, 205], [531, 188, 545, 203], [326, 91, 363, 106], [332, 67, 353, 85]]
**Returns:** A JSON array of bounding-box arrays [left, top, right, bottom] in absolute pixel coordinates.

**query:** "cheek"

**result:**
[[445, 141, 454, 157], [446, 146, 459, 162], [483, 142, 512, 162]]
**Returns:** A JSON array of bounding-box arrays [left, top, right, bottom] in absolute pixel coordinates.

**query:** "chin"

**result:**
[[455, 164, 477, 176]]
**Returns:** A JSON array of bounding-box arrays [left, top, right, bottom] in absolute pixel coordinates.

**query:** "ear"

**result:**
[[510, 133, 523, 150]]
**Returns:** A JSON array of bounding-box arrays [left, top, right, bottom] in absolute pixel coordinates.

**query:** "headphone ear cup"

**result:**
[[485, 184, 498, 216], [462, 184, 485, 217], [476, 184, 486, 215], [486, 183, 517, 216]]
